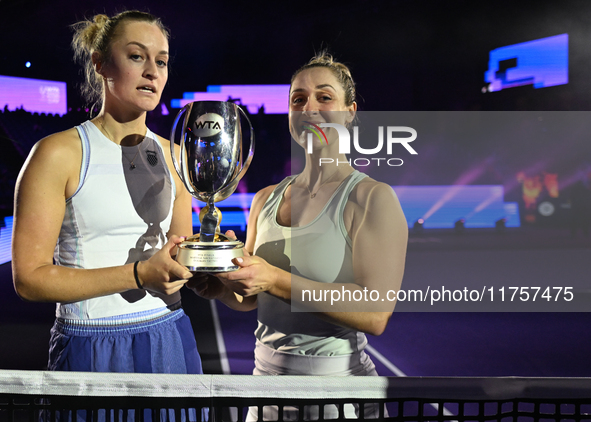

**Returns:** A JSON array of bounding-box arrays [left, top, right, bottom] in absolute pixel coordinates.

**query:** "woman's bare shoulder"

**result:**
[[154, 132, 170, 146], [351, 175, 399, 204], [345, 174, 406, 225], [25, 127, 82, 170], [33, 127, 81, 154], [251, 184, 278, 210]]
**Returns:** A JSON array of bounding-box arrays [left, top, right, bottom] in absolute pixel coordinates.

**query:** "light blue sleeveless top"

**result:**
[[254, 170, 369, 356]]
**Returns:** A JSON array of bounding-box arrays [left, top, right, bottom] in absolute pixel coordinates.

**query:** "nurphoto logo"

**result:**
[[305, 122, 417, 167]]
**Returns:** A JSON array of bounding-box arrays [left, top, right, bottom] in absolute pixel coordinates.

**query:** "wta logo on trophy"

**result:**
[[193, 113, 225, 137]]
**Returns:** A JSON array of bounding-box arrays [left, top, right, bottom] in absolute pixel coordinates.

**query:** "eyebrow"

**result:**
[[315, 84, 336, 91], [127, 41, 169, 55], [290, 84, 337, 95]]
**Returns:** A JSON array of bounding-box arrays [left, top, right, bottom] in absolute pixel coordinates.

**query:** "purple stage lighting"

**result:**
[[171, 85, 290, 114], [0, 75, 67, 115]]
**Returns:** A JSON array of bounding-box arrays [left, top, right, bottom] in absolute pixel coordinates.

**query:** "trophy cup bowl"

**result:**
[[170, 101, 254, 272]]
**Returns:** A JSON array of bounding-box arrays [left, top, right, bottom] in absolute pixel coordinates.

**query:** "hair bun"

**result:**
[[93, 14, 109, 28]]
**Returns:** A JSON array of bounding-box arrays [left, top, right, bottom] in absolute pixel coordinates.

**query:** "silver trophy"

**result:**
[[170, 101, 254, 272]]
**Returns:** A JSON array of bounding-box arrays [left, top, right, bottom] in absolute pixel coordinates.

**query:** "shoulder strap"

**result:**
[[70, 122, 91, 200], [337, 171, 367, 246], [256, 175, 297, 232]]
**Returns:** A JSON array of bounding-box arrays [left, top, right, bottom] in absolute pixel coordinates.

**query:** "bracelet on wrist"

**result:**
[[133, 261, 143, 290]]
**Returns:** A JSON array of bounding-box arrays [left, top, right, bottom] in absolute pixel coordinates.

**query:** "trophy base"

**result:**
[[176, 233, 244, 273]]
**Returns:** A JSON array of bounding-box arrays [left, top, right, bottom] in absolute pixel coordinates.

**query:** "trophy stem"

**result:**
[[199, 197, 218, 242]]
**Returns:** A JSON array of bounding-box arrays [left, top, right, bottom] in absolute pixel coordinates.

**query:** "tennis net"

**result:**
[[2, 370, 591, 421]]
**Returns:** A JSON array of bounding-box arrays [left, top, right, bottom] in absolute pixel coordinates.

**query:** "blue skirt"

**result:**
[[48, 309, 202, 374], [46, 309, 207, 421]]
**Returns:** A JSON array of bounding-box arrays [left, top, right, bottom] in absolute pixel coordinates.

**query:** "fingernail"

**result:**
[[236, 257, 243, 263], [184, 272, 193, 278]]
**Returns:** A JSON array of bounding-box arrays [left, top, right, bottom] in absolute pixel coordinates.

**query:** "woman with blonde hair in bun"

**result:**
[[190, 52, 408, 420], [12, 10, 203, 378]]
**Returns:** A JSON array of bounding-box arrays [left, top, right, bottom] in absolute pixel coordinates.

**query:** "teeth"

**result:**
[[138, 87, 154, 92]]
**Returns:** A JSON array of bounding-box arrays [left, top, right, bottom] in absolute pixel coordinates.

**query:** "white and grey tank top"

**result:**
[[254, 170, 369, 356], [54, 120, 178, 320]]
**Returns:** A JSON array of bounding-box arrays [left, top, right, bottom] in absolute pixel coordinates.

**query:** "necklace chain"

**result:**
[[100, 119, 142, 170], [301, 171, 342, 199]]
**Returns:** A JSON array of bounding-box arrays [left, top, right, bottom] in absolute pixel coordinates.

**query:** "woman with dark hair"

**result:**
[[12, 10, 202, 376], [191, 52, 408, 420]]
